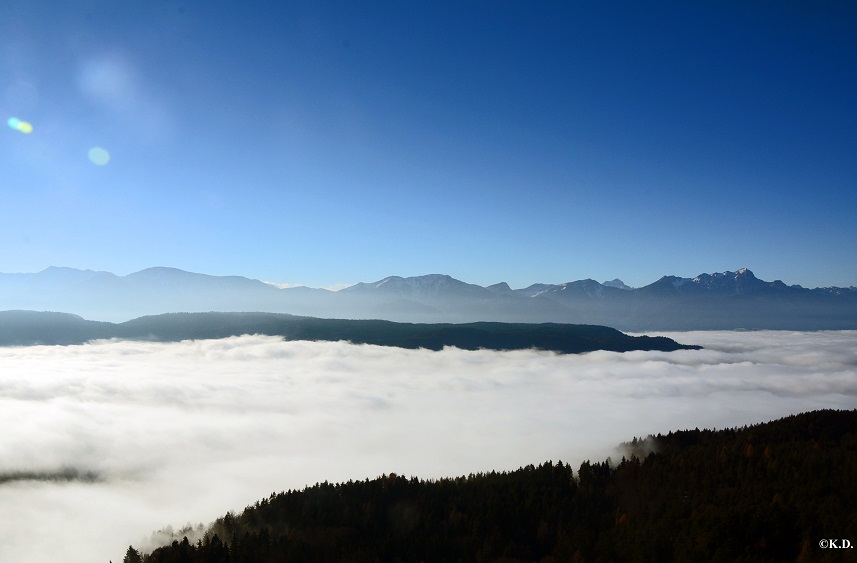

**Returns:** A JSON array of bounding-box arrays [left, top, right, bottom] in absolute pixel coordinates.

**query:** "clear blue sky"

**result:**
[[2, 1, 855, 289]]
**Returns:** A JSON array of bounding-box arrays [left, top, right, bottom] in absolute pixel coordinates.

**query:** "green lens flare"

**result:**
[[7, 117, 33, 133], [88, 147, 111, 166]]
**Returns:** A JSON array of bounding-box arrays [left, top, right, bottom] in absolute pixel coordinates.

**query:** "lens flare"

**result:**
[[88, 147, 111, 166], [7, 117, 33, 134]]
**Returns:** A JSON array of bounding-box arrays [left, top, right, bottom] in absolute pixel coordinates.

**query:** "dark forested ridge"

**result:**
[[132, 410, 857, 563], [0, 310, 698, 353]]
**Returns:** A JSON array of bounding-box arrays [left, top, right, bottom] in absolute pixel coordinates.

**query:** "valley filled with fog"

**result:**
[[1, 330, 855, 562]]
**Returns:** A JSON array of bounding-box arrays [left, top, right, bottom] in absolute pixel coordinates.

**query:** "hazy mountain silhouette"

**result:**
[[1, 267, 854, 329], [0, 311, 698, 353]]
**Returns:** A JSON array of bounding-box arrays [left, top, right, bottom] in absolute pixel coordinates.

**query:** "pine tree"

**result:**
[[123, 546, 142, 563]]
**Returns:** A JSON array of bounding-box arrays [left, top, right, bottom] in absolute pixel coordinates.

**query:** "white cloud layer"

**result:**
[[0, 331, 855, 562]]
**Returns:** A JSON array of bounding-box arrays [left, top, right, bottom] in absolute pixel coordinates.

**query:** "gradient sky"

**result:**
[[2, 1, 855, 289]]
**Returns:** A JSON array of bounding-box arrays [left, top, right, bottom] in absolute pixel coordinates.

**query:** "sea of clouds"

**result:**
[[1, 330, 855, 562]]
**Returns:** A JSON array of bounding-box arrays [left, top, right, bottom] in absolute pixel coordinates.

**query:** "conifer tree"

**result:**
[[123, 546, 142, 563]]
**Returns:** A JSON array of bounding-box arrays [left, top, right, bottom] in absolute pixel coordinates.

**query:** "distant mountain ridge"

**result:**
[[1, 267, 855, 330], [0, 310, 697, 353]]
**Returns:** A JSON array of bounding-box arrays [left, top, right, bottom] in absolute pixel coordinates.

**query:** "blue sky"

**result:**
[[2, 1, 855, 289]]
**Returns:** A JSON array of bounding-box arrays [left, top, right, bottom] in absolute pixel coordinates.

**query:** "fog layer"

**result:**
[[0, 331, 855, 561]]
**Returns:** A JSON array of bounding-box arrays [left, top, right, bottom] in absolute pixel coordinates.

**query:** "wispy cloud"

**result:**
[[263, 280, 353, 291], [0, 331, 854, 562], [322, 282, 354, 291], [262, 280, 304, 289]]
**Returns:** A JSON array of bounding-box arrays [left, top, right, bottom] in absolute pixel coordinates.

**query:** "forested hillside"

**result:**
[[0, 311, 697, 353], [130, 409, 857, 562]]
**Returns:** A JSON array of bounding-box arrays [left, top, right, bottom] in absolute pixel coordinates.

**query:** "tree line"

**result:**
[[126, 409, 857, 562]]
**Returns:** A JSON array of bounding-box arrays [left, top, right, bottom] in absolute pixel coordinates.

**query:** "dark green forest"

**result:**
[[128, 410, 857, 563]]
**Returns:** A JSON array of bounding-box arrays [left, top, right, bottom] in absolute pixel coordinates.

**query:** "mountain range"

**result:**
[[1, 267, 855, 330]]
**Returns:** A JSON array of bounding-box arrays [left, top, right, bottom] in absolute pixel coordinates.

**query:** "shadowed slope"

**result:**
[[138, 409, 857, 562]]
